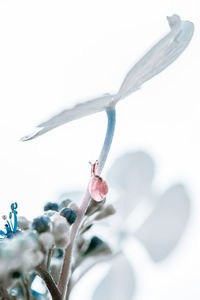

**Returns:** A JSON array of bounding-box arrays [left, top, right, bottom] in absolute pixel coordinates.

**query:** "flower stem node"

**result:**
[[32, 216, 50, 234], [85, 198, 106, 216], [60, 208, 77, 225], [44, 202, 59, 212]]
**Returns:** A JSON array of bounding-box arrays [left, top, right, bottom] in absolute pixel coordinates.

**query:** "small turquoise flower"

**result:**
[[0, 203, 20, 239]]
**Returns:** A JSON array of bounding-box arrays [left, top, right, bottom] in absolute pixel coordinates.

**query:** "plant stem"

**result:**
[[97, 108, 116, 175], [65, 278, 72, 300], [58, 186, 90, 297], [23, 276, 31, 300], [46, 247, 54, 271], [0, 284, 11, 300], [35, 266, 61, 300], [58, 107, 116, 299]]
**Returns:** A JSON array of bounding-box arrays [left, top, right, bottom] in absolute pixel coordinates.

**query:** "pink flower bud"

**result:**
[[89, 161, 108, 202]]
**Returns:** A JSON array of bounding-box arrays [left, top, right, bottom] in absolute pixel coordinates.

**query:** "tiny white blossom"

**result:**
[[51, 214, 70, 248], [0, 232, 43, 285], [51, 214, 70, 235], [38, 232, 55, 251], [17, 216, 31, 230]]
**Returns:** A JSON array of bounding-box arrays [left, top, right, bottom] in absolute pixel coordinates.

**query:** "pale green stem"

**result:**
[[97, 108, 116, 175], [58, 107, 116, 299]]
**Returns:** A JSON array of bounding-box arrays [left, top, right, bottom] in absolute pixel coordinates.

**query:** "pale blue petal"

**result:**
[[21, 94, 115, 141], [21, 15, 194, 141], [92, 254, 135, 300], [134, 184, 190, 262], [118, 15, 194, 98]]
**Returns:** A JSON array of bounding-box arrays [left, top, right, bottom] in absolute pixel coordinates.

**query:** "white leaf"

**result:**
[[119, 15, 194, 97], [107, 151, 154, 193], [92, 254, 135, 300], [21, 15, 194, 141], [21, 93, 115, 141], [106, 151, 155, 218], [107, 151, 155, 217], [135, 184, 190, 262]]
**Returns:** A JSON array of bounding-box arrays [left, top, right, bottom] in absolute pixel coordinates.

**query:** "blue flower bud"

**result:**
[[44, 202, 59, 212], [60, 208, 77, 225], [32, 216, 50, 233], [10, 270, 21, 279], [53, 248, 64, 258], [83, 236, 103, 255]]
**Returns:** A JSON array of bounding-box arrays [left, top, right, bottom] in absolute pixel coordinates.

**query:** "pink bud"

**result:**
[[89, 161, 108, 202]]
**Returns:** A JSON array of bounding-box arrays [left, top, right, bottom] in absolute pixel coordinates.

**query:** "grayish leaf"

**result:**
[[119, 15, 194, 97], [107, 151, 155, 217], [135, 184, 190, 262], [21, 15, 194, 141], [21, 94, 115, 141], [92, 254, 135, 300], [107, 151, 155, 193]]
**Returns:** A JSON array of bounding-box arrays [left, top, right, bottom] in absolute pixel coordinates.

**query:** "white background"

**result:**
[[0, 0, 199, 299]]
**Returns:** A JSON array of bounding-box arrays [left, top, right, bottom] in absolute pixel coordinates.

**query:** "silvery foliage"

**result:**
[[0, 14, 194, 300], [22, 15, 194, 141]]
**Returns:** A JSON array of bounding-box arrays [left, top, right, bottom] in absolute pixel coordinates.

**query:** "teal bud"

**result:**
[[10, 270, 21, 279], [32, 216, 50, 233], [44, 202, 59, 212], [83, 236, 103, 255], [60, 208, 77, 225]]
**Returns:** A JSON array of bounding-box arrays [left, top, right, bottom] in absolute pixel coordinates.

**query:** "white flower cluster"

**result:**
[[0, 232, 43, 286], [0, 204, 72, 289]]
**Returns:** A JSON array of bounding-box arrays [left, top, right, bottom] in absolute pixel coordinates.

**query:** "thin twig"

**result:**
[[46, 247, 54, 271], [23, 276, 31, 300], [65, 278, 72, 300], [58, 108, 116, 299], [97, 108, 116, 175], [35, 265, 61, 300], [0, 285, 12, 300]]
